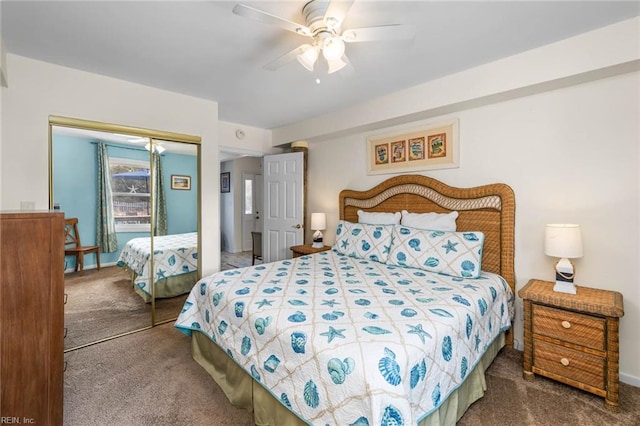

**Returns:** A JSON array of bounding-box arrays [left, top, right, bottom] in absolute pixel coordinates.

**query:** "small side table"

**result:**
[[290, 244, 331, 258], [519, 279, 624, 410]]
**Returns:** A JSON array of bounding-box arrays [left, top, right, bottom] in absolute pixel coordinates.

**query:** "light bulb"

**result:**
[[327, 57, 347, 74], [322, 36, 345, 61], [297, 45, 319, 71]]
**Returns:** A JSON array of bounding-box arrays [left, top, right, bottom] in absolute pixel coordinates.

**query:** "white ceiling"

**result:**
[[2, 1, 638, 130]]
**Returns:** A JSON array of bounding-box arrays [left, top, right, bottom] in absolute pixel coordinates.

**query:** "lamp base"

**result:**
[[553, 280, 577, 294], [312, 230, 324, 249], [552, 257, 576, 294]]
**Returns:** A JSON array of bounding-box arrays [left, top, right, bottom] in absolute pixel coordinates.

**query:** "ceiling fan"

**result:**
[[232, 0, 416, 74]]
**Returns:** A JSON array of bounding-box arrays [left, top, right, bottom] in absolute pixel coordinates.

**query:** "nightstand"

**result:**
[[290, 244, 331, 258], [519, 279, 624, 410]]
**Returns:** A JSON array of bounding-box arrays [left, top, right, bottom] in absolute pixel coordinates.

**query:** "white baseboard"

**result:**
[[64, 261, 118, 274], [620, 372, 640, 387]]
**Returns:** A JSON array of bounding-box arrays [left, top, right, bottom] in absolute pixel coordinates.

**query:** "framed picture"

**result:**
[[367, 119, 459, 175], [390, 140, 406, 163], [171, 175, 191, 190], [220, 172, 230, 193], [374, 143, 389, 165]]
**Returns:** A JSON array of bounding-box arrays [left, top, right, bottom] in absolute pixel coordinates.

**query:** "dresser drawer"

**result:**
[[533, 340, 605, 389], [532, 304, 605, 351]]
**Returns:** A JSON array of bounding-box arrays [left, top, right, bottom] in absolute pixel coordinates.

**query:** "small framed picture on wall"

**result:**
[[220, 172, 231, 193], [171, 175, 191, 190]]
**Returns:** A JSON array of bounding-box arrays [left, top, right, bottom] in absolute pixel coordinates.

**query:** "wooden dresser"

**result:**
[[519, 279, 624, 409], [1, 211, 64, 425]]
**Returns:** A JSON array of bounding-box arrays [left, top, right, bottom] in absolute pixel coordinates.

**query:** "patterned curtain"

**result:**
[[152, 152, 168, 236], [96, 142, 118, 252]]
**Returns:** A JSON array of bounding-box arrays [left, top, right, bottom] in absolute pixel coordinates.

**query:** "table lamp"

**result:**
[[544, 224, 583, 294], [311, 213, 326, 248]]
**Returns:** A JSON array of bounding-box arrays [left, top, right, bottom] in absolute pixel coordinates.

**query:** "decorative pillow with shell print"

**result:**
[[387, 225, 485, 278], [333, 220, 394, 263]]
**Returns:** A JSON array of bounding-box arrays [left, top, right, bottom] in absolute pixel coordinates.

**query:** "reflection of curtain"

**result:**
[[96, 142, 118, 252], [152, 152, 168, 236]]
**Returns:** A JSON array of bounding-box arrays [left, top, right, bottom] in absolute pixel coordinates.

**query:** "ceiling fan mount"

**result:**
[[232, 0, 415, 74]]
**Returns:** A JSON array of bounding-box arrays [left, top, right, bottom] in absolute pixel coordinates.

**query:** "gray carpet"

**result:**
[[221, 250, 257, 270], [64, 266, 187, 349], [64, 323, 640, 426]]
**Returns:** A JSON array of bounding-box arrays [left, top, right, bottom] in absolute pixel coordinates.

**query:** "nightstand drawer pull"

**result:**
[[561, 320, 571, 329], [560, 357, 570, 367]]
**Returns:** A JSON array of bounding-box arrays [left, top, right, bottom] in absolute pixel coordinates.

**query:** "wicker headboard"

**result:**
[[339, 174, 515, 293]]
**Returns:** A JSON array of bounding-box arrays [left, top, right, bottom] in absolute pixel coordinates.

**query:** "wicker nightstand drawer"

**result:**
[[520, 279, 624, 409], [533, 340, 605, 389], [532, 304, 605, 351]]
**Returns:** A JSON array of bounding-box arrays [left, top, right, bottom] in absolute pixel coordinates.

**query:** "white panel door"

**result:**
[[263, 152, 304, 262]]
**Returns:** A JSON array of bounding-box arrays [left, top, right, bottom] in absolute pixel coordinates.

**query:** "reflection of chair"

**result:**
[[64, 218, 100, 274], [251, 231, 262, 265]]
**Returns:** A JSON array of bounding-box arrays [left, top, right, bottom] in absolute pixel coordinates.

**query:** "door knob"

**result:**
[[292, 224, 301, 229]]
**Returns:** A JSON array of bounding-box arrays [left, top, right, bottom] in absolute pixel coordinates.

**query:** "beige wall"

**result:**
[[305, 72, 640, 384], [1, 17, 638, 385], [271, 17, 640, 385], [0, 54, 222, 274], [220, 156, 262, 253]]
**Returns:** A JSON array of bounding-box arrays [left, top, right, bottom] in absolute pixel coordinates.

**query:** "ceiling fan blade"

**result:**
[[342, 24, 416, 43], [324, 0, 354, 28], [233, 3, 312, 36], [263, 45, 309, 71]]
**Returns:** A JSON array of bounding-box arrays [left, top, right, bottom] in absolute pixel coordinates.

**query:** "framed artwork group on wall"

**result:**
[[367, 119, 459, 175]]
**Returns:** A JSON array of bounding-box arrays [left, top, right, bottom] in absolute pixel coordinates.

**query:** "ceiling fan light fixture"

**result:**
[[145, 143, 166, 154], [327, 57, 347, 74], [297, 45, 319, 71], [324, 16, 339, 30], [295, 27, 312, 36], [322, 35, 345, 61]]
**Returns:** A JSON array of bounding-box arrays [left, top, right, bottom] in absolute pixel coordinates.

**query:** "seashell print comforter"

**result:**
[[175, 250, 513, 425], [117, 232, 198, 296]]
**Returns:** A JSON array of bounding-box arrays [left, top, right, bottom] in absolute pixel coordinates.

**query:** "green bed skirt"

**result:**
[[132, 271, 199, 303], [191, 331, 506, 425]]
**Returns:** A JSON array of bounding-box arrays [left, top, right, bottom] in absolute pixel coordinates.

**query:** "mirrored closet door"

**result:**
[[148, 138, 200, 326], [49, 116, 201, 351]]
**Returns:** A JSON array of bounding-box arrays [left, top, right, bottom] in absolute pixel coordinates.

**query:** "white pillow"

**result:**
[[387, 225, 485, 278], [333, 220, 394, 263], [357, 210, 401, 225], [400, 210, 458, 231]]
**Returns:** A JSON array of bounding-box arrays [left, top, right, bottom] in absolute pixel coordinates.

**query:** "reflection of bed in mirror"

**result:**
[[117, 232, 198, 302], [175, 174, 515, 425]]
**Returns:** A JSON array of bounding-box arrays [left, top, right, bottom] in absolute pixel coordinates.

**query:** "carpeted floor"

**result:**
[[66, 252, 258, 349], [64, 323, 640, 426], [64, 266, 187, 349], [221, 250, 257, 270]]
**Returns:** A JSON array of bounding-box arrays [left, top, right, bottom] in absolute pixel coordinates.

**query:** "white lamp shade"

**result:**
[[322, 36, 345, 61], [544, 224, 583, 258], [297, 45, 319, 71], [310, 213, 326, 231], [327, 57, 347, 74]]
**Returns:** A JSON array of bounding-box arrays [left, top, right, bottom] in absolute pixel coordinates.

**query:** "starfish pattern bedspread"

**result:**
[[175, 250, 512, 425], [117, 232, 198, 296]]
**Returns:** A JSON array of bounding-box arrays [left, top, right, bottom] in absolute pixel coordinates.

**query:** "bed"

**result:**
[[175, 175, 515, 425], [117, 232, 199, 303]]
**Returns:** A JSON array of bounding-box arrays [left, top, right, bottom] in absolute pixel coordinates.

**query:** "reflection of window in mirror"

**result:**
[[110, 157, 151, 233], [244, 178, 253, 215]]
